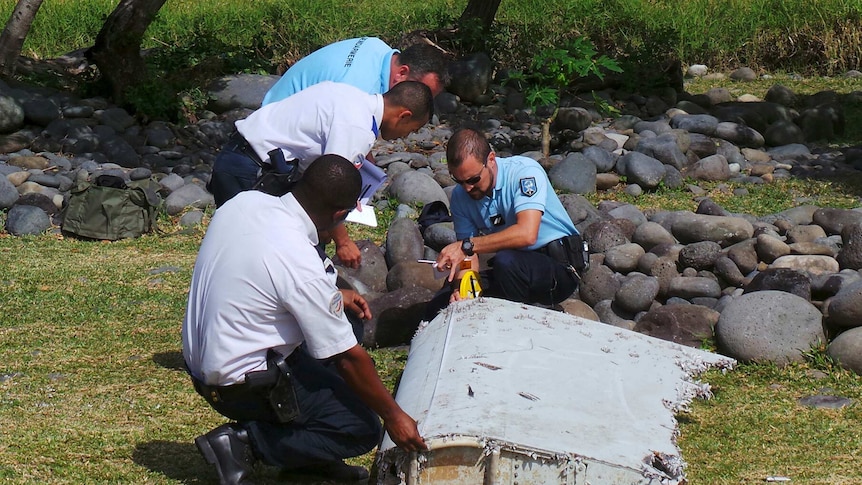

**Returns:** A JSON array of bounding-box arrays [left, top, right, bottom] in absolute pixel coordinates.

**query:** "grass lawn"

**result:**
[[1, 215, 862, 483]]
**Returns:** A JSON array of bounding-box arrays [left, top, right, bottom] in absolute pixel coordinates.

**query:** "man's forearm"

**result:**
[[333, 346, 402, 420]]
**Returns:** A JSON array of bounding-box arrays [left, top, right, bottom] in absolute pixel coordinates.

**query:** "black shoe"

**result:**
[[195, 423, 256, 485], [287, 461, 370, 482]]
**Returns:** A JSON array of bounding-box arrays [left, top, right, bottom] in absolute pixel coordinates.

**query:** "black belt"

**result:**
[[223, 132, 265, 168], [535, 236, 571, 265], [190, 349, 297, 404]]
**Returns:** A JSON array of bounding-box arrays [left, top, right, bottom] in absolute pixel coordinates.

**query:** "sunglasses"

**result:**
[[452, 163, 487, 186]]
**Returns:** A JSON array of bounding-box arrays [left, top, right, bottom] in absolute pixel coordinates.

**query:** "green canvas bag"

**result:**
[[62, 174, 161, 240]]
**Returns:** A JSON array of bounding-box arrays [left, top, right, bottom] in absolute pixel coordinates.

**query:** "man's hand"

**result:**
[[340, 289, 371, 320], [332, 223, 361, 269], [335, 239, 361, 269], [436, 241, 467, 282], [384, 409, 427, 452]]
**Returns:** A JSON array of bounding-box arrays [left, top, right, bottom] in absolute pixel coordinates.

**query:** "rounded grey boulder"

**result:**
[[716, 290, 825, 365], [827, 327, 862, 375]]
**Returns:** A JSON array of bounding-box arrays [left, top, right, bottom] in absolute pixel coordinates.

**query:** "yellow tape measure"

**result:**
[[459, 270, 483, 299]]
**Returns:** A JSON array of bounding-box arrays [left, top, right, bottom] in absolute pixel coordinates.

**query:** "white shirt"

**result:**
[[236, 81, 383, 172], [182, 191, 357, 385]]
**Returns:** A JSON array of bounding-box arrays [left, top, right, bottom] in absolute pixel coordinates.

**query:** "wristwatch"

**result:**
[[461, 238, 475, 256]]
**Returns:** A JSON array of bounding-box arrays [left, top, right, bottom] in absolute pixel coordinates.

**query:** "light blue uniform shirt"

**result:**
[[262, 37, 396, 105], [451, 156, 578, 250]]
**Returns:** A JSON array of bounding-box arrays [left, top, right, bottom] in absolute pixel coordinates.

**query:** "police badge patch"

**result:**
[[329, 291, 344, 317], [520, 177, 537, 197]]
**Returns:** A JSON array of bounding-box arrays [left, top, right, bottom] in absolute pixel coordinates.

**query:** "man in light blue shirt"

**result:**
[[433, 127, 581, 309], [262, 37, 448, 105]]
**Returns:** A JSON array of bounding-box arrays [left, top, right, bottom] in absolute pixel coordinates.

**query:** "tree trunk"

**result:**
[[458, 0, 502, 32], [0, 0, 43, 78], [86, 0, 166, 106]]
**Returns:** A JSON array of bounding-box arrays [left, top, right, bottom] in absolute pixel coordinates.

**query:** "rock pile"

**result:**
[[2, 68, 862, 377]]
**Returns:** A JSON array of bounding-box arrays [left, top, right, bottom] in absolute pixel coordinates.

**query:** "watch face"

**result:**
[[461, 239, 474, 255]]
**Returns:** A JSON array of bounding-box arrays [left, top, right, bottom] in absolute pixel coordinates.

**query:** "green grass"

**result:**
[[1, 203, 862, 483]]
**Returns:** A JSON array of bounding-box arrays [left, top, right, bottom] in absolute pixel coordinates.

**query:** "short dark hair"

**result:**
[[446, 127, 491, 169], [383, 80, 434, 123], [295, 154, 361, 211], [399, 43, 451, 87]]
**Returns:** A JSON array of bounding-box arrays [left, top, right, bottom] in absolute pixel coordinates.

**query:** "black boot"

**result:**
[[195, 423, 256, 485]]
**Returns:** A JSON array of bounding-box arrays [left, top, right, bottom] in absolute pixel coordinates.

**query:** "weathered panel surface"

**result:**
[[376, 297, 734, 484]]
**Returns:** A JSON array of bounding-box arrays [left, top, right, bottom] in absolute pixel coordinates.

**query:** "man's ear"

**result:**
[[398, 109, 413, 122], [393, 64, 410, 83]]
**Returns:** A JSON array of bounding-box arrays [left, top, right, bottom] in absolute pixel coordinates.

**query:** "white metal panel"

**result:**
[[377, 298, 734, 484]]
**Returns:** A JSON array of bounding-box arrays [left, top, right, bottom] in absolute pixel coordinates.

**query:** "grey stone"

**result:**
[[0, 95, 24, 133], [0, 174, 18, 209], [581, 145, 617, 173], [207, 74, 280, 112], [716, 290, 825, 365], [606, 203, 647, 227], [388, 170, 449, 207], [745, 268, 812, 300], [649, 255, 681, 297], [683, 154, 731, 181], [670, 114, 718, 135], [633, 119, 672, 135], [770, 255, 839, 275], [555, 107, 592, 132], [163, 183, 212, 215], [447, 52, 492, 103], [634, 304, 718, 348], [671, 213, 754, 246], [837, 222, 862, 270], [335, 240, 389, 294], [827, 327, 862, 375], [364, 286, 437, 348], [386, 261, 445, 292], [98, 107, 137, 133], [764, 84, 797, 106], [584, 219, 632, 253], [755, 233, 791, 263], [22, 98, 61, 126], [825, 279, 862, 329], [578, 264, 620, 307], [593, 299, 636, 329], [632, 221, 676, 251], [635, 133, 687, 170], [786, 224, 827, 243], [724, 238, 759, 274], [767, 143, 812, 162], [548, 152, 596, 194], [714, 121, 765, 148], [797, 394, 855, 409], [178, 210, 204, 227], [604, 243, 645, 274], [666, 276, 722, 300], [615, 273, 660, 314], [678, 240, 723, 270], [764, 119, 804, 146], [813, 207, 862, 236], [385, 217, 424, 268], [617, 151, 665, 189], [423, 222, 456, 252], [4, 204, 51, 235], [799, 105, 843, 142], [729, 67, 757, 82]]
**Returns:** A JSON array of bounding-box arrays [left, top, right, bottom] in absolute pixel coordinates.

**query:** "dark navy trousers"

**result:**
[[207, 149, 259, 207], [202, 344, 382, 469], [425, 248, 579, 318]]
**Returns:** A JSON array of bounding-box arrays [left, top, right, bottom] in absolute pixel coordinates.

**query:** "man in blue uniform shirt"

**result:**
[[262, 36, 448, 105], [432, 127, 582, 310]]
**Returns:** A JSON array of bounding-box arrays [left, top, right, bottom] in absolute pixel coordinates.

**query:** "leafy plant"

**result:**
[[503, 37, 622, 156]]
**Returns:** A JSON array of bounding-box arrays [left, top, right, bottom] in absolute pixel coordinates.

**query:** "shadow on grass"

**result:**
[[153, 351, 187, 371], [133, 440, 212, 483]]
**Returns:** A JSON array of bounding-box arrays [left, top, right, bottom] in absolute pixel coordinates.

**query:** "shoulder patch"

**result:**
[[329, 291, 344, 317], [519, 177, 538, 197]]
